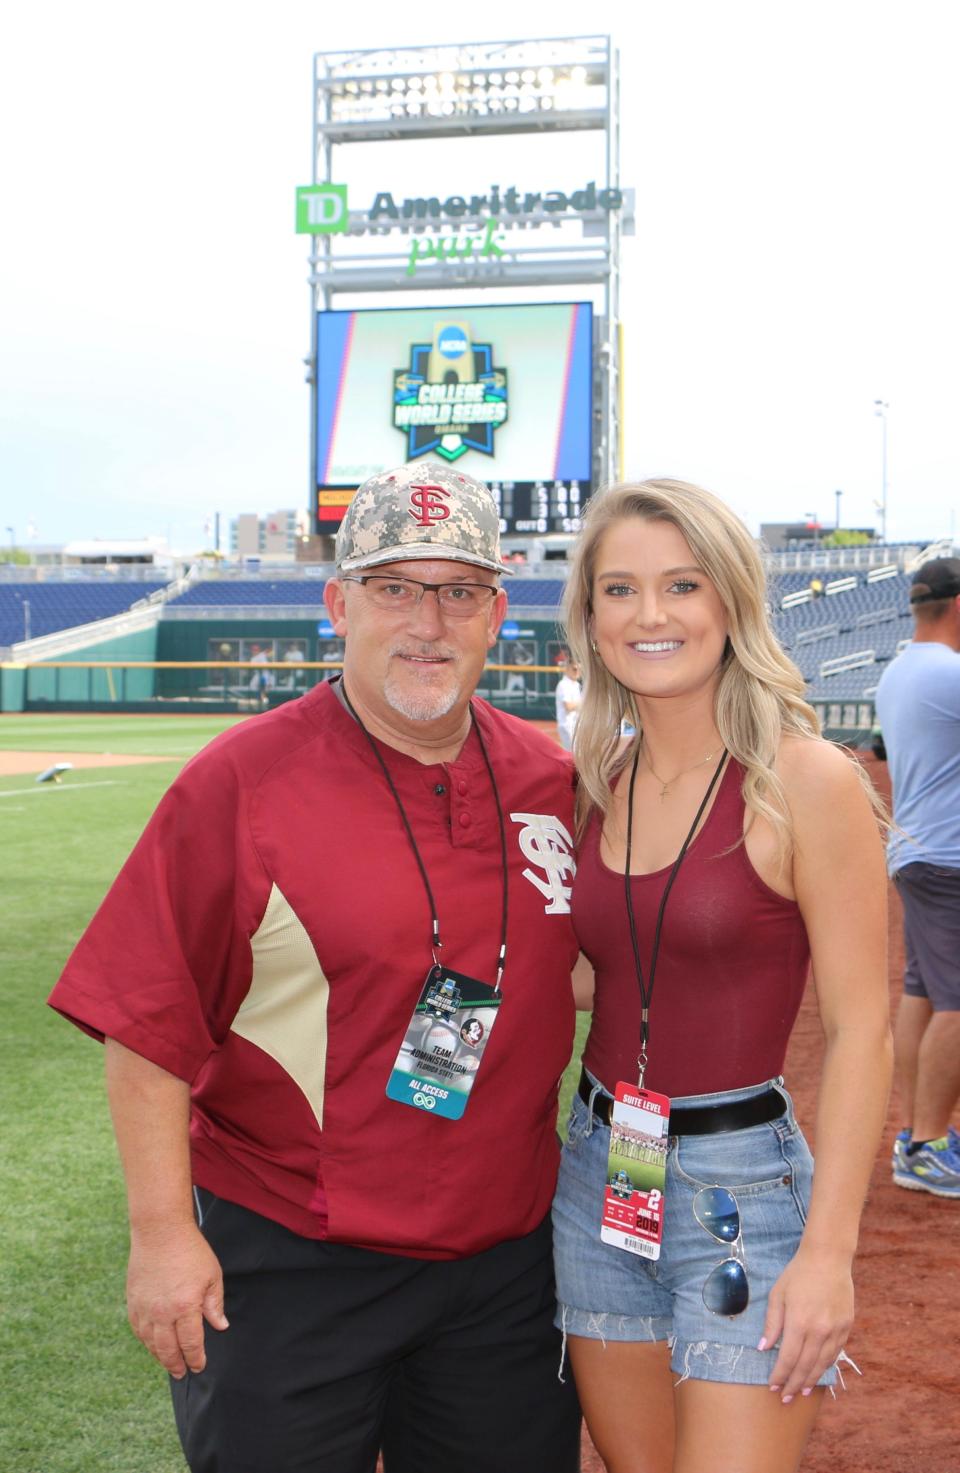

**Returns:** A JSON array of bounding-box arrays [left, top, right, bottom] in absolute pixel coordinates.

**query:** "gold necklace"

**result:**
[[641, 744, 721, 801]]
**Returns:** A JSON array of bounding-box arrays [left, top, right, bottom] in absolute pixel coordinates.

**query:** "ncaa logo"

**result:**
[[437, 325, 470, 361], [408, 483, 451, 527]]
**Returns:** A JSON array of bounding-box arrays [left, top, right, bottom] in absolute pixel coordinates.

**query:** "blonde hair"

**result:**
[[563, 479, 824, 847]]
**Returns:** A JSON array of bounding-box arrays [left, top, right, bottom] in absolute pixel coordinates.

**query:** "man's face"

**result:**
[[325, 559, 506, 731]]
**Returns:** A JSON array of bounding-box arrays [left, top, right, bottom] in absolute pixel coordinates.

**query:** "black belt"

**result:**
[[577, 1066, 786, 1135]]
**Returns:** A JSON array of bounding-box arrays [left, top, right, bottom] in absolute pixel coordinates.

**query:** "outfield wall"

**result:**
[[1, 626, 158, 712]]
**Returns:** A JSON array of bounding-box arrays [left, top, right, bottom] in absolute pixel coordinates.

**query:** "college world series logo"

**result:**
[[393, 320, 508, 464], [510, 814, 576, 914]]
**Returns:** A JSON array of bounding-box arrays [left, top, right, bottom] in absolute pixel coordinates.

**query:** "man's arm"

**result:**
[[105, 1038, 229, 1378]]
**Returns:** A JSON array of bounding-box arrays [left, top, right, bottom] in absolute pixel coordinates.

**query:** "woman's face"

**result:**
[[590, 517, 728, 705]]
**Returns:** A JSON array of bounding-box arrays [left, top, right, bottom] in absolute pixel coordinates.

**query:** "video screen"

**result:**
[[314, 301, 593, 535]]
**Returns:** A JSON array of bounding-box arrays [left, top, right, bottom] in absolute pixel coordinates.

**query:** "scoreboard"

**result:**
[[313, 301, 594, 536], [488, 480, 586, 535]]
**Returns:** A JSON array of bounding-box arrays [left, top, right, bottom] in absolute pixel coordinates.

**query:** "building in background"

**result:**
[[760, 521, 876, 550], [230, 509, 311, 561]]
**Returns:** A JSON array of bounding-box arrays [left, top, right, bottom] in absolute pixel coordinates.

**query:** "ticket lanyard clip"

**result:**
[[636, 1045, 649, 1091]]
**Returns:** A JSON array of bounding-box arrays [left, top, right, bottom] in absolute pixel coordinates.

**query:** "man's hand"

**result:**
[[126, 1221, 229, 1378]]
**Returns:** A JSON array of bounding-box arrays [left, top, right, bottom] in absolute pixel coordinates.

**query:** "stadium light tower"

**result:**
[[874, 399, 889, 543], [303, 35, 625, 527]]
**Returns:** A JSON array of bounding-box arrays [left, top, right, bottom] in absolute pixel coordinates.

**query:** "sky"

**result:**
[[2, 0, 958, 553]]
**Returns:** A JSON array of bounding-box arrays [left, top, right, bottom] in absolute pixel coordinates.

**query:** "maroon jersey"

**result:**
[[577, 759, 811, 1098], [49, 684, 578, 1257]]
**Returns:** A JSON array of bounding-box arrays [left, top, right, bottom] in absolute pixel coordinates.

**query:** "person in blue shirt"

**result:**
[[875, 557, 960, 1198]]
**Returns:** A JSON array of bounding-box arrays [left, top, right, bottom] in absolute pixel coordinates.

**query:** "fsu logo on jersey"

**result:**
[[510, 813, 576, 914], [393, 319, 508, 464], [408, 485, 451, 527]]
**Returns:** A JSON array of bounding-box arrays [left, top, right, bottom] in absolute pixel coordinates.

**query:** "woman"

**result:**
[[553, 480, 891, 1473]]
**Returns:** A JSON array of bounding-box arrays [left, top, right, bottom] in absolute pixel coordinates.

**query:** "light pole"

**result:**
[[874, 400, 889, 543], [835, 489, 843, 531]]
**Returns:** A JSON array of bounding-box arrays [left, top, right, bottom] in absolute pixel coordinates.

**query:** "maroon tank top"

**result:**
[[577, 758, 811, 1098]]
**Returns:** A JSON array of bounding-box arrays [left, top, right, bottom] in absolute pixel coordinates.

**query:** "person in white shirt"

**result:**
[[555, 660, 582, 751]]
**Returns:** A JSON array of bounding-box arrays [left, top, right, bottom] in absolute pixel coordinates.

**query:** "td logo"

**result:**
[[296, 185, 349, 234]]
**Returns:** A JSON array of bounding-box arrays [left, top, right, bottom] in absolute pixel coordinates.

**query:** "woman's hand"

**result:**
[[760, 1243, 854, 1402]]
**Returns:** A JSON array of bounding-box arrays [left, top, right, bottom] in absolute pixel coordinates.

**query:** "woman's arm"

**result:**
[[761, 738, 892, 1403], [572, 951, 596, 1010]]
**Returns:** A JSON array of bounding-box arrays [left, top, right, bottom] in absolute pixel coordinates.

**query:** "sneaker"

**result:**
[[891, 1124, 960, 1172], [892, 1137, 960, 1198]]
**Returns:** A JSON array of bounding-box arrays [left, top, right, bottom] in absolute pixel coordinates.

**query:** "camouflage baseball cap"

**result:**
[[335, 462, 510, 575]]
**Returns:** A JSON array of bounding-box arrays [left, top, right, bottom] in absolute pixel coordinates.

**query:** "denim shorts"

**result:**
[[552, 1073, 839, 1388]]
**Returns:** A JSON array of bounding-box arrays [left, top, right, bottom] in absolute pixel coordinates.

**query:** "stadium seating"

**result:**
[[773, 572, 913, 701], [0, 582, 166, 648], [502, 579, 567, 608], [167, 580, 328, 607], [165, 577, 569, 609]]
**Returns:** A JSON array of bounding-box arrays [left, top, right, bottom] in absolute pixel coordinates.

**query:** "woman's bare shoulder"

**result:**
[[774, 733, 871, 815]]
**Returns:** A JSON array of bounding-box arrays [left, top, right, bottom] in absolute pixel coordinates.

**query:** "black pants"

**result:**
[[171, 1190, 581, 1473]]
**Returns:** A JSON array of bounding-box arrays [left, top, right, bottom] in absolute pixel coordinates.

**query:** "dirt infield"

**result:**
[[0, 749, 173, 777], [776, 757, 959, 1472], [579, 756, 959, 1472]]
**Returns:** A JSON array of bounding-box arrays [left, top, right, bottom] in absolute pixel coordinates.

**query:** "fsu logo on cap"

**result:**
[[408, 484, 451, 527]]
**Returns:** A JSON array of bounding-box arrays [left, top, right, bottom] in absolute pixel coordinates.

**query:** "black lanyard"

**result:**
[[623, 747, 728, 1087], [341, 683, 510, 991]]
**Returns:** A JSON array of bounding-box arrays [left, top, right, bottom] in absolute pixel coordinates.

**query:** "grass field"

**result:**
[[0, 712, 588, 1473], [0, 712, 248, 757]]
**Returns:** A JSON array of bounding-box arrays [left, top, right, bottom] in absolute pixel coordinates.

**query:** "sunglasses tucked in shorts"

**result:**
[[552, 1074, 840, 1389]]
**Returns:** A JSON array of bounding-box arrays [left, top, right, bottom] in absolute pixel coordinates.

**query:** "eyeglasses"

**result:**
[[341, 574, 499, 619], [693, 1186, 749, 1317]]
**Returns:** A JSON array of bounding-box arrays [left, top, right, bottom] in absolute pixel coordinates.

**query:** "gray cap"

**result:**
[[335, 462, 509, 575]]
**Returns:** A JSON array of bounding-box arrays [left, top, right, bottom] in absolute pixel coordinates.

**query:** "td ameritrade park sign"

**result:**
[[296, 180, 623, 270], [296, 180, 623, 232]]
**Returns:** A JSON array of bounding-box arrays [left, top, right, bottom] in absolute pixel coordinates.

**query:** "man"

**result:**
[[555, 659, 582, 752], [279, 638, 307, 689], [48, 464, 581, 1472], [247, 642, 274, 706], [875, 556, 960, 1198]]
